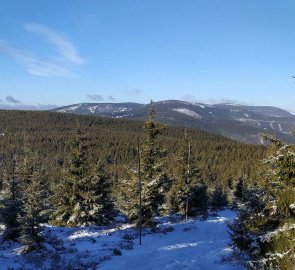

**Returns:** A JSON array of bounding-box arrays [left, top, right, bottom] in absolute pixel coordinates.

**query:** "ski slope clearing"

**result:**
[[0, 210, 243, 269]]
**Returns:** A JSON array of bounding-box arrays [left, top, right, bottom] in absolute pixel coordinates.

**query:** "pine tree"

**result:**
[[18, 166, 48, 251], [229, 185, 265, 255], [52, 128, 114, 226], [0, 151, 23, 241], [231, 136, 295, 269], [140, 102, 168, 225], [117, 101, 169, 226], [69, 162, 114, 226], [17, 136, 49, 250], [234, 177, 246, 203], [165, 132, 207, 218], [116, 168, 141, 223], [211, 186, 228, 213]]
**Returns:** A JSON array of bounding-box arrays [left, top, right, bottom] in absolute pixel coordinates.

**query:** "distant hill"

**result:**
[[51, 100, 295, 144]]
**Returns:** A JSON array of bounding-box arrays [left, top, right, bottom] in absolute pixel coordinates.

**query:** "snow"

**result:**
[[260, 223, 295, 243], [0, 210, 243, 270], [173, 108, 202, 119], [114, 113, 134, 118], [270, 122, 274, 130], [195, 104, 206, 109], [58, 104, 82, 112], [117, 107, 129, 112], [278, 123, 283, 132], [100, 210, 243, 270], [88, 105, 100, 113], [230, 109, 242, 113], [236, 118, 261, 126], [191, 103, 207, 109]]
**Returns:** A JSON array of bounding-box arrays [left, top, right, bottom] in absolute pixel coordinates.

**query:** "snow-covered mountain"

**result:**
[[51, 100, 295, 144]]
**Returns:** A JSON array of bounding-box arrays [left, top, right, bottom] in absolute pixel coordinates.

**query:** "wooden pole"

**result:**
[[137, 137, 142, 245]]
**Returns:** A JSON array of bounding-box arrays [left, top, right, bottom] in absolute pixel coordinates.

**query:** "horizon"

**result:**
[[0, 98, 294, 116], [0, 1, 295, 113]]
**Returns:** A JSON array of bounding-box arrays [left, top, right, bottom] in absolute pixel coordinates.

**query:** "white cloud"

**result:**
[[28, 60, 72, 77], [24, 23, 84, 65], [87, 94, 103, 101], [6, 95, 20, 103], [0, 40, 72, 77], [0, 23, 84, 78]]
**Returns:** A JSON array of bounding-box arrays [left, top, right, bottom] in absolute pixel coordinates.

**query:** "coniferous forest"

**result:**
[[0, 104, 294, 269], [1, 1, 295, 269]]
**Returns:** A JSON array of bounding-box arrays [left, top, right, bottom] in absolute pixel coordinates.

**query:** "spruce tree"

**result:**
[[0, 151, 23, 241], [52, 128, 114, 226], [165, 132, 207, 218], [116, 168, 141, 223], [17, 136, 49, 250], [234, 177, 246, 203], [117, 101, 169, 226], [211, 186, 228, 213], [140, 102, 168, 224], [18, 166, 48, 250], [231, 136, 295, 269]]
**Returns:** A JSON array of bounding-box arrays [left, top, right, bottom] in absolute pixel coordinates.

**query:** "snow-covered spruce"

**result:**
[[51, 128, 114, 227], [230, 136, 295, 270]]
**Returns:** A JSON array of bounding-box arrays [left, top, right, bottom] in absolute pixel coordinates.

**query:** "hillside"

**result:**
[[51, 100, 295, 144], [0, 109, 265, 189]]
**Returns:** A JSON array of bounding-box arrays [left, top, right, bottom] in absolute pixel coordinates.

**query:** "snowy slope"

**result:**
[[0, 210, 244, 270], [100, 210, 243, 270], [51, 101, 295, 145]]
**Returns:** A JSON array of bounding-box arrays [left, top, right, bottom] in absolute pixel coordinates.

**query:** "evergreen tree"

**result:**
[[0, 151, 23, 241], [165, 132, 207, 218], [234, 177, 246, 203], [117, 101, 169, 226], [140, 104, 169, 225], [231, 136, 295, 269], [229, 185, 265, 256], [17, 136, 49, 250], [116, 168, 141, 223], [18, 166, 48, 250], [69, 162, 114, 226], [211, 186, 228, 213], [52, 128, 114, 226]]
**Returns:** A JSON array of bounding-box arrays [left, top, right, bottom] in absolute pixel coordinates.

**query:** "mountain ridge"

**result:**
[[51, 100, 295, 144]]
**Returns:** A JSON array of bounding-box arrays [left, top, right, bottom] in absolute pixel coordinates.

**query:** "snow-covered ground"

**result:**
[[0, 210, 244, 270], [172, 108, 202, 119], [101, 209, 243, 270]]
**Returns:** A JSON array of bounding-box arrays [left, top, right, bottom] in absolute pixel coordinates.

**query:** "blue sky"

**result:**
[[0, 0, 295, 112]]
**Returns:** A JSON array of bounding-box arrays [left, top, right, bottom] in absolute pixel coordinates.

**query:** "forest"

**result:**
[[0, 105, 294, 269], [0, 108, 265, 190]]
